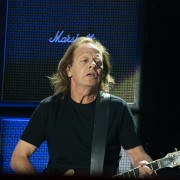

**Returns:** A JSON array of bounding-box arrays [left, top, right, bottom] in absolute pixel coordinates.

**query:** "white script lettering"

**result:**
[[49, 31, 95, 43]]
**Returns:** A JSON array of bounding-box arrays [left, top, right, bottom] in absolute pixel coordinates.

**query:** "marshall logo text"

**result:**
[[49, 31, 95, 43]]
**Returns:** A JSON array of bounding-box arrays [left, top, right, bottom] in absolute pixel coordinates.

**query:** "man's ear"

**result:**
[[66, 66, 72, 77]]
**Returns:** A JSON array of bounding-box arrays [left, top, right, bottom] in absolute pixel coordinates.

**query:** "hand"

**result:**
[[63, 169, 75, 176], [138, 160, 157, 178]]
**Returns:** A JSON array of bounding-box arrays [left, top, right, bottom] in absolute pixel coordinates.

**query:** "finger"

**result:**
[[142, 165, 154, 175], [139, 165, 147, 178], [63, 169, 75, 176], [139, 160, 149, 165]]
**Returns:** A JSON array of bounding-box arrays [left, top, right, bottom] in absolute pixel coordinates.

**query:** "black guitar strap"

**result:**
[[90, 91, 110, 176]]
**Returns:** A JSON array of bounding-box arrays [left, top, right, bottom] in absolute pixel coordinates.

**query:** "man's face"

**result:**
[[67, 43, 103, 89]]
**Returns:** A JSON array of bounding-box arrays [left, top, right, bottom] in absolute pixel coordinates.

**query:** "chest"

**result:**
[[46, 100, 95, 153]]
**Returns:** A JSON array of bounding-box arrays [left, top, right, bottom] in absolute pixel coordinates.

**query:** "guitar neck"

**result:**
[[118, 157, 173, 178], [113, 150, 180, 178]]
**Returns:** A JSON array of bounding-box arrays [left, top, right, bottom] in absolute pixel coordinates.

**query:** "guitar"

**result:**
[[113, 150, 180, 178]]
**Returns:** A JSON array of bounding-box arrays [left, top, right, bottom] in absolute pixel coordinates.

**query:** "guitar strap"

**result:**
[[90, 91, 110, 176]]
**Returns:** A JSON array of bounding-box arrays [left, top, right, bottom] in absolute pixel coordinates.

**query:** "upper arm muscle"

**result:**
[[12, 140, 37, 158]]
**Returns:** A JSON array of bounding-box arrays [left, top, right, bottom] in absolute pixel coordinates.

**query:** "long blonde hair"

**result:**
[[48, 37, 115, 96]]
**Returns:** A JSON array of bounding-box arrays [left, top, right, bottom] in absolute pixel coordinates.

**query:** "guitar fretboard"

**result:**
[[119, 159, 165, 178], [114, 150, 180, 178]]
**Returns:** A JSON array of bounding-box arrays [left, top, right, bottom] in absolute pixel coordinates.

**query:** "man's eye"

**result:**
[[81, 58, 88, 63], [95, 61, 102, 67]]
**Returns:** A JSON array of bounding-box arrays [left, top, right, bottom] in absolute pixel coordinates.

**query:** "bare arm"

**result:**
[[125, 145, 156, 178], [10, 140, 38, 174]]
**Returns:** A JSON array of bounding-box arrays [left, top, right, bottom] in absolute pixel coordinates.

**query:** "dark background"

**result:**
[[139, 0, 180, 177], [0, 0, 180, 177]]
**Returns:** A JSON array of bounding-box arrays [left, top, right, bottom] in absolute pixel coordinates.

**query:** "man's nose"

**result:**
[[89, 60, 96, 68]]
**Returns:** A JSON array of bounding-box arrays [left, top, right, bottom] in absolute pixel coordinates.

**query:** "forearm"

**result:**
[[126, 145, 153, 167], [11, 155, 37, 174], [131, 153, 153, 167], [126, 146, 156, 178]]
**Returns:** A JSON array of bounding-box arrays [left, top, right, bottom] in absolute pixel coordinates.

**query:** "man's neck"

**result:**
[[70, 87, 99, 104]]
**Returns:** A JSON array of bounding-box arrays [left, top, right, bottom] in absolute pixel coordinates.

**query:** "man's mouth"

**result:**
[[86, 72, 97, 78]]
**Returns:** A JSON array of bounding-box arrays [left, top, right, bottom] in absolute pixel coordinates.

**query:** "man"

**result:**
[[10, 37, 155, 178]]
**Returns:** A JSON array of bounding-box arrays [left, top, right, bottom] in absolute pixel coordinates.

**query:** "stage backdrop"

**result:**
[[1, 0, 144, 110]]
